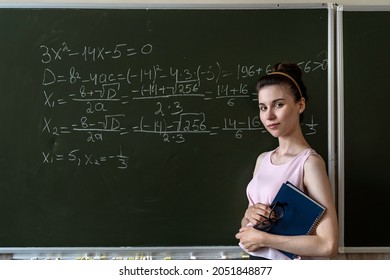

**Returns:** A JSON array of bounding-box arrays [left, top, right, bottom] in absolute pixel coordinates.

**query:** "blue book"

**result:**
[[254, 181, 326, 259]]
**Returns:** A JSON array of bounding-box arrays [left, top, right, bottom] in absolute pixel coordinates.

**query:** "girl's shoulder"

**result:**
[[303, 150, 329, 186], [255, 149, 276, 164], [304, 149, 325, 168], [253, 149, 275, 174]]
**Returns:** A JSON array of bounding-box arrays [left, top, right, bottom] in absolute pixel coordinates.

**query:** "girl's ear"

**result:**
[[298, 98, 306, 113]]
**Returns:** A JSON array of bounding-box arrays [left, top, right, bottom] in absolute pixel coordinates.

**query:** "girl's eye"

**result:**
[[275, 102, 284, 108], [259, 105, 266, 111]]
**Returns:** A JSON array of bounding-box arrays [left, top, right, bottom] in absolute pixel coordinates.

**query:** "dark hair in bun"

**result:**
[[256, 63, 308, 122]]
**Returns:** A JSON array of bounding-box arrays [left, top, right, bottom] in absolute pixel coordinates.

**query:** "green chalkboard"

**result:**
[[342, 9, 390, 249], [0, 7, 328, 248]]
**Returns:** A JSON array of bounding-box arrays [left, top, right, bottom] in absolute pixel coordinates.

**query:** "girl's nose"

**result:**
[[264, 109, 275, 120]]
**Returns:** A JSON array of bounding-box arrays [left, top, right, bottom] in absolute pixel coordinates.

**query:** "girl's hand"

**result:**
[[244, 203, 272, 226], [235, 226, 265, 252]]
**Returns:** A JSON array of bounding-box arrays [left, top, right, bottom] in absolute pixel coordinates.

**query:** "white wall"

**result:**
[[1, 0, 390, 7]]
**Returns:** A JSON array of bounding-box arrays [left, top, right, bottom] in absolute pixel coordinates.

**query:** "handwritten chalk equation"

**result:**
[[40, 42, 153, 63], [41, 62, 325, 105], [40, 42, 326, 168], [42, 146, 129, 169]]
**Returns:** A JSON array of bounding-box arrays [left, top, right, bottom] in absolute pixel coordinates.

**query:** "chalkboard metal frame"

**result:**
[[0, 2, 329, 10], [337, 5, 390, 254], [0, 3, 334, 259]]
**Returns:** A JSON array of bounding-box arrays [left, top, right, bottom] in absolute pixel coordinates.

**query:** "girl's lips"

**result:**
[[267, 123, 279, 129]]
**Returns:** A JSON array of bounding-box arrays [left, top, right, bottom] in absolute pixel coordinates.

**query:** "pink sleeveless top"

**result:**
[[240, 147, 320, 260]]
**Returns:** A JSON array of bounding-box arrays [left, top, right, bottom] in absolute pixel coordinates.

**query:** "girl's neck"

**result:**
[[276, 133, 310, 156]]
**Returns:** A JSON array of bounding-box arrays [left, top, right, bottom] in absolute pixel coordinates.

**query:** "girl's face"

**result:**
[[258, 84, 304, 138]]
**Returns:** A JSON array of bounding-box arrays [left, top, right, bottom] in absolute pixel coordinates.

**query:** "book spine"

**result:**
[[307, 210, 326, 234]]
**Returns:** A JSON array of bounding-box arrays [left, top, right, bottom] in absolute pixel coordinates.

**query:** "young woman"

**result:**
[[235, 63, 338, 260]]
